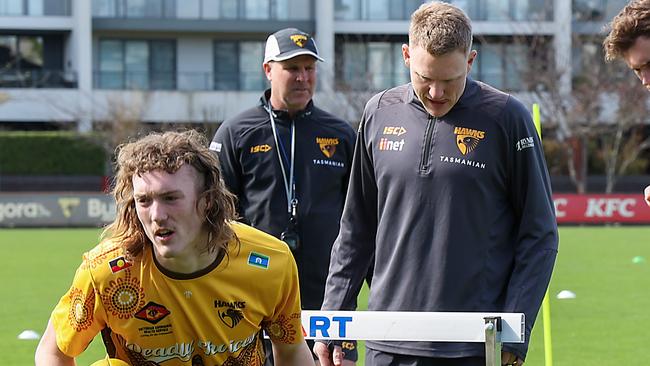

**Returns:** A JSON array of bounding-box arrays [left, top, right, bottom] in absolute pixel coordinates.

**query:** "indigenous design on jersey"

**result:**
[[316, 137, 339, 158], [81, 242, 122, 270], [68, 287, 94, 331], [101, 270, 145, 319], [263, 312, 301, 343], [453, 126, 485, 155], [222, 338, 265, 366]]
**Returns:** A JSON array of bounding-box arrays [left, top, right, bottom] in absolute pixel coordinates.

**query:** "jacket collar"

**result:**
[[260, 88, 314, 121]]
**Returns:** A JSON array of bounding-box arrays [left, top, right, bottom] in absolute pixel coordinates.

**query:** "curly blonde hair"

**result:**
[[604, 0, 650, 61], [103, 130, 238, 258], [409, 1, 473, 56]]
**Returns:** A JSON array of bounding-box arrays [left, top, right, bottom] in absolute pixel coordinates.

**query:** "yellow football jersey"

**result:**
[[51, 222, 304, 365]]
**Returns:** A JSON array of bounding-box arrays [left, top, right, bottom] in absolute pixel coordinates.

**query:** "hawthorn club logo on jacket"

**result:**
[[316, 137, 339, 158], [454, 126, 485, 155]]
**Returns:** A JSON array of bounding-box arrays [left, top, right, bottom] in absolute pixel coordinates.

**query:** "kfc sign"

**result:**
[[553, 194, 650, 223]]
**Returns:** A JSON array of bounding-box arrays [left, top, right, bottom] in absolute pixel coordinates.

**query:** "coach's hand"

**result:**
[[501, 351, 524, 366], [313, 341, 345, 366]]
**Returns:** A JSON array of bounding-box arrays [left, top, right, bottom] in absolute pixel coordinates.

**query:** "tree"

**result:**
[[489, 30, 650, 193]]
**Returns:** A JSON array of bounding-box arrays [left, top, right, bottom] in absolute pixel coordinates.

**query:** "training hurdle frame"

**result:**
[[302, 311, 525, 366]]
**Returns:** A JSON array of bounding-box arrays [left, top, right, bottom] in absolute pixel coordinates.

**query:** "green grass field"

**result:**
[[1, 226, 649, 365]]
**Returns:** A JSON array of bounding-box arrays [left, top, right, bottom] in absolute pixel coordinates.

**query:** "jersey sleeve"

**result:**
[[50, 254, 107, 357], [263, 251, 304, 345], [502, 97, 559, 359]]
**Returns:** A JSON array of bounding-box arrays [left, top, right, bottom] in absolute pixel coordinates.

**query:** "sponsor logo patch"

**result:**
[[454, 126, 485, 155], [516, 136, 534, 151], [135, 301, 171, 324], [109, 256, 132, 273], [209, 141, 222, 152], [382, 126, 407, 136], [250, 144, 272, 154], [378, 138, 405, 151]]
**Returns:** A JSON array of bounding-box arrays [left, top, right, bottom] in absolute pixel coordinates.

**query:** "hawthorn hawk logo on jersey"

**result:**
[[290, 34, 308, 47], [454, 126, 485, 155], [316, 137, 339, 158], [215, 300, 246, 328], [135, 301, 171, 324]]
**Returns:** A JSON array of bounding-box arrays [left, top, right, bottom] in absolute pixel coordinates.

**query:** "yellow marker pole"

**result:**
[[533, 103, 553, 366]]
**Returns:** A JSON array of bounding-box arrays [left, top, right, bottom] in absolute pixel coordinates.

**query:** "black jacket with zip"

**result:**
[[212, 89, 356, 310]]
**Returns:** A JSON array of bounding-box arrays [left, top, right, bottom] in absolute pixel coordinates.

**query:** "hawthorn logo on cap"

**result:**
[[109, 256, 132, 273], [290, 34, 308, 47]]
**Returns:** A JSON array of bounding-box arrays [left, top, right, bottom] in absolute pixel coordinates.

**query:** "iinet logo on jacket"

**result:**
[[378, 138, 405, 151]]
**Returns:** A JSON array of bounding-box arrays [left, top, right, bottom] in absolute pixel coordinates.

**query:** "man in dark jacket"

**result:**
[[314, 2, 558, 366], [211, 28, 358, 365]]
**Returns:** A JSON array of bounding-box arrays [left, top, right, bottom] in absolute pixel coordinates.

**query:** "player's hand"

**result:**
[[644, 185, 650, 207], [501, 351, 524, 365], [313, 341, 345, 366]]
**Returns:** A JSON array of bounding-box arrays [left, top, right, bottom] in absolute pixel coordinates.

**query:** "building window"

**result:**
[[573, 0, 628, 21], [93, 0, 302, 19], [471, 40, 538, 92], [335, 0, 422, 20], [0, 33, 71, 88], [448, 0, 552, 21], [214, 41, 265, 91], [337, 38, 409, 91], [97, 39, 176, 90], [0, 0, 69, 15]]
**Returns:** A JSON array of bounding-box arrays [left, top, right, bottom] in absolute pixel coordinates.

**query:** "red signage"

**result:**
[[553, 194, 650, 224]]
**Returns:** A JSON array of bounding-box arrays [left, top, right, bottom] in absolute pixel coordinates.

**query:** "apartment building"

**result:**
[[0, 0, 630, 131]]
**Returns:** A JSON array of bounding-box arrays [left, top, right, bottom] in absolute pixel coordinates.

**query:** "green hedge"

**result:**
[[0, 131, 107, 175]]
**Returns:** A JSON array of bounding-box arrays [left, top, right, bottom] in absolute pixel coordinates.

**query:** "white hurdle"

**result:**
[[301, 311, 525, 366]]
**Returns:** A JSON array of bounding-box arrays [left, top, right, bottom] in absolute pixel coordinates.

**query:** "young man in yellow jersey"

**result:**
[[35, 130, 313, 365]]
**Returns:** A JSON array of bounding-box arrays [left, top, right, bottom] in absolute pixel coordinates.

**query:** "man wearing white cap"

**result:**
[[211, 28, 360, 365]]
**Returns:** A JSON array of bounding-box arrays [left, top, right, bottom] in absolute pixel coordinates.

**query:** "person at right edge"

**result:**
[[602, 0, 650, 207], [314, 2, 558, 366]]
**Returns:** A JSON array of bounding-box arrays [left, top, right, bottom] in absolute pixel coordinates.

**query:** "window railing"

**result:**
[[93, 0, 308, 20], [335, 0, 553, 21], [0, 0, 71, 16], [94, 71, 267, 91], [0, 69, 77, 88]]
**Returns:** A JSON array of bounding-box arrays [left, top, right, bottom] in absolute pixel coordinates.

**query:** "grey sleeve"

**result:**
[[502, 98, 559, 360], [321, 113, 378, 311]]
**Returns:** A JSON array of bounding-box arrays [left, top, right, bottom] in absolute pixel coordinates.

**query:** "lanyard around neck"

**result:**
[[268, 107, 296, 214]]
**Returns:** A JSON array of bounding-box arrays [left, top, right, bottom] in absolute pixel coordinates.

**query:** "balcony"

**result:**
[[93, 71, 267, 91], [0, 0, 71, 16], [92, 0, 309, 20], [0, 69, 77, 88]]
